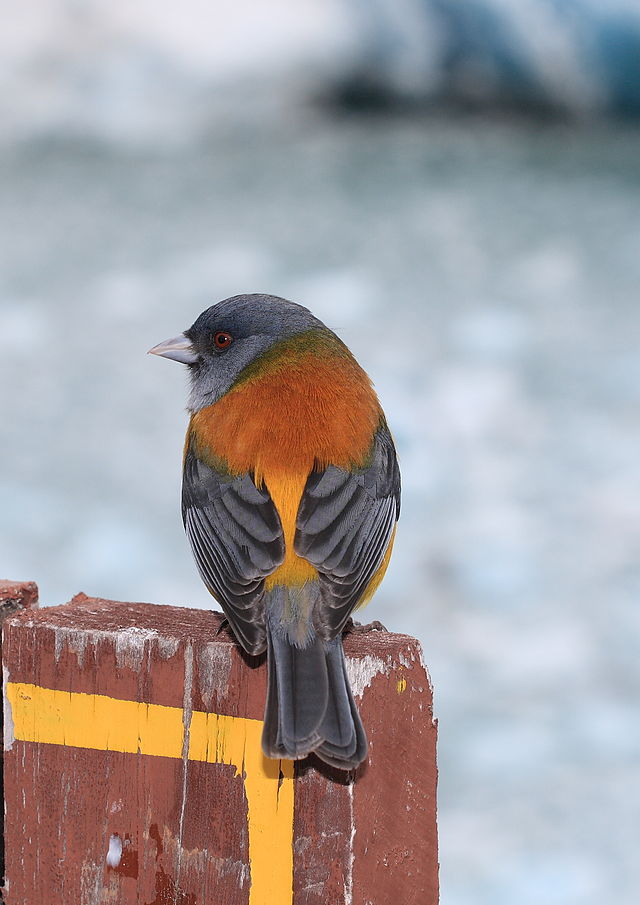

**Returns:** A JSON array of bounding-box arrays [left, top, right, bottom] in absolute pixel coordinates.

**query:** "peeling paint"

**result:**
[[345, 654, 389, 698], [293, 835, 311, 855], [157, 635, 181, 659], [197, 642, 232, 709], [52, 625, 180, 670], [175, 641, 194, 888], [398, 651, 417, 668], [114, 628, 155, 671], [343, 778, 355, 905], [106, 834, 122, 868], [80, 860, 102, 905], [53, 627, 89, 666], [161, 825, 249, 891], [8, 616, 34, 630], [399, 643, 436, 700], [3, 663, 14, 751]]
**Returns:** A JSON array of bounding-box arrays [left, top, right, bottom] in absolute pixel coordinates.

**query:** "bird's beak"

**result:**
[[148, 334, 198, 365]]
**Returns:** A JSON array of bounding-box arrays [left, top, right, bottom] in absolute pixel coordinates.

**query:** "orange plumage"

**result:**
[[190, 331, 385, 590]]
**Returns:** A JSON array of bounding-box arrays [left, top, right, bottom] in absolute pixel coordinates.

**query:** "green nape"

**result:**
[[230, 328, 352, 391], [187, 431, 236, 477]]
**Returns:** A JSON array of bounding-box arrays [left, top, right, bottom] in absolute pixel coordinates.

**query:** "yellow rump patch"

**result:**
[[6, 682, 294, 905], [262, 468, 318, 590]]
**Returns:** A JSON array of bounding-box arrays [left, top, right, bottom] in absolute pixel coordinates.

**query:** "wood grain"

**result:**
[[2, 594, 438, 904]]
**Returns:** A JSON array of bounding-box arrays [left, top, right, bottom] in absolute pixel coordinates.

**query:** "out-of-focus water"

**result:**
[[1, 114, 639, 904], [343, 0, 640, 116]]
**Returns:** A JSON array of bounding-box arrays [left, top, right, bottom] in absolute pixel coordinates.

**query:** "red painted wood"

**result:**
[[0, 580, 38, 618], [2, 594, 438, 904], [0, 579, 38, 888]]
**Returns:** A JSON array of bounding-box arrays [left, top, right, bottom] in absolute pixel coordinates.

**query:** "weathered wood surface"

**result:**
[[0, 580, 39, 892], [0, 580, 38, 620], [2, 593, 438, 905]]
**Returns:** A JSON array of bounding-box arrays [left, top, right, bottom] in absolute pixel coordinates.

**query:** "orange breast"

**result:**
[[190, 340, 381, 587]]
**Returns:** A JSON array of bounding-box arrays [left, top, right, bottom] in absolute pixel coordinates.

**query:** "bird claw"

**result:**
[[343, 617, 388, 634], [216, 616, 231, 635]]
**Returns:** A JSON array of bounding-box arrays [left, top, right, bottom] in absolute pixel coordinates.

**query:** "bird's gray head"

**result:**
[[149, 294, 327, 411]]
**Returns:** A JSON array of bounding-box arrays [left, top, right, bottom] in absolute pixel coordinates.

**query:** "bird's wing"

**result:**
[[294, 422, 401, 639], [182, 443, 285, 655]]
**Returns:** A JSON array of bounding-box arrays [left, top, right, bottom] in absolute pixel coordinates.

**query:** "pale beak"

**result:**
[[148, 334, 198, 365]]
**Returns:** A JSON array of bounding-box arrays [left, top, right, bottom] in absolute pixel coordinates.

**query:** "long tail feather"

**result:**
[[262, 587, 367, 770]]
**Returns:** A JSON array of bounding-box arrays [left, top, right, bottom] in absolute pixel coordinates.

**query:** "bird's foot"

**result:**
[[216, 616, 231, 635], [343, 617, 388, 634]]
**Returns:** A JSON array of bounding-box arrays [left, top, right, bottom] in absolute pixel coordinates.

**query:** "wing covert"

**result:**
[[294, 423, 400, 639], [182, 443, 285, 654]]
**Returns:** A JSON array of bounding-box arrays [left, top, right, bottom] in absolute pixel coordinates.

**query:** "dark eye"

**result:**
[[213, 331, 233, 350]]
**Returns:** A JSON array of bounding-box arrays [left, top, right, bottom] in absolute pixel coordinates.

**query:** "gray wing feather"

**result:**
[[182, 444, 285, 654], [295, 423, 400, 639]]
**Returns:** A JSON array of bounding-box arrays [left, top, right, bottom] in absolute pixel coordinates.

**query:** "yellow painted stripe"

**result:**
[[6, 682, 294, 905], [189, 710, 294, 904]]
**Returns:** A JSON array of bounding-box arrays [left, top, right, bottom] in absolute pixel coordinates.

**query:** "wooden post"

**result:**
[[2, 592, 438, 904], [0, 580, 39, 894]]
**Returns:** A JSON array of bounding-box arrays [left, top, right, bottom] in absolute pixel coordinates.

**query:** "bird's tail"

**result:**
[[261, 585, 367, 770]]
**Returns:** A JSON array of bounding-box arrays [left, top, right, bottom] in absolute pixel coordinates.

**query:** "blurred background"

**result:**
[[1, 1, 639, 903]]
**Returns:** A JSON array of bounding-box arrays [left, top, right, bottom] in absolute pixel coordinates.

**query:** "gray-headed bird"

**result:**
[[150, 294, 400, 769]]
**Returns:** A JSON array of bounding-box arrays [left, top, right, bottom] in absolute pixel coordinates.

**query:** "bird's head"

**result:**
[[149, 294, 328, 411]]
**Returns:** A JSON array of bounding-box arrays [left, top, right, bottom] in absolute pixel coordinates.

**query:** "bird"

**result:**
[[149, 294, 400, 770]]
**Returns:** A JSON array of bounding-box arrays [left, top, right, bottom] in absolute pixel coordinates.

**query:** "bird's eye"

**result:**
[[213, 331, 233, 350]]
